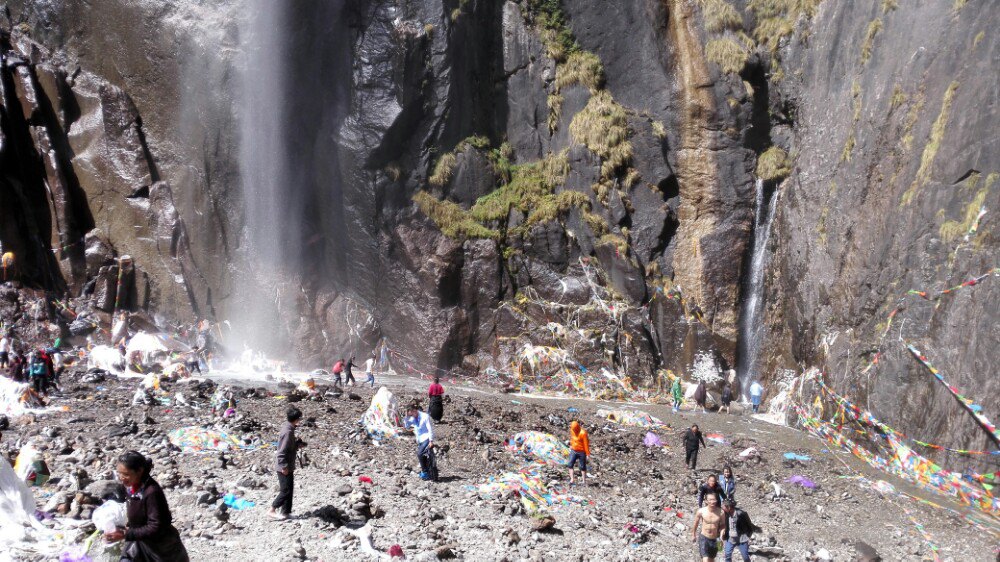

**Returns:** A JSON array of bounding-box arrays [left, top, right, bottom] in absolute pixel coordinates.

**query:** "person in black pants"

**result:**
[[344, 356, 357, 386], [683, 424, 706, 471], [105, 451, 190, 561], [270, 407, 304, 520]]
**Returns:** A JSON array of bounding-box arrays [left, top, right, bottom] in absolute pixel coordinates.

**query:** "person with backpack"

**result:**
[[332, 358, 344, 386], [722, 499, 758, 561]]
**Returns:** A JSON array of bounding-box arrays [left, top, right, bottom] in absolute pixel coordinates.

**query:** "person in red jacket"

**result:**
[[568, 420, 591, 486], [332, 358, 344, 386]]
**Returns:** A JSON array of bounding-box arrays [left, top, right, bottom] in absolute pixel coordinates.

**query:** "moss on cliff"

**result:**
[[705, 37, 750, 74], [413, 191, 498, 240], [570, 91, 632, 181], [757, 147, 791, 181], [860, 19, 882, 64], [554, 51, 605, 94], [939, 187, 987, 242], [903, 81, 959, 205]]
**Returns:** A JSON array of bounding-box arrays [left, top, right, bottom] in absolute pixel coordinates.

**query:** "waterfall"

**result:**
[[736, 178, 779, 388]]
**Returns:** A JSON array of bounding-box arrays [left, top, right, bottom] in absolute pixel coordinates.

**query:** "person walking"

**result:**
[[720, 384, 733, 414], [719, 466, 737, 502], [671, 376, 683, 413], [683, 424, 707, 471], [749, 381, 764, 414], [692, 492, 724, 561], [428, 377, 445, 422], [722, 499, 757, 562], [694, 381, 708, 413], [104, 451, 190, 561], [28, 353, 47, 395], [698, 474, 725, 507], [568, 420, 591, 486], [0, 333, 10, 369], [344, 356, 357, 386], [270, 407, 304, 520], [332, 358, 344, 386], [364, 353, 376, 388], [405, 403, 437, 481]]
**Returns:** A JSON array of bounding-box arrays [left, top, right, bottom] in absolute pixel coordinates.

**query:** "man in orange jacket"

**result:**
[[568, 420, 591, 486]]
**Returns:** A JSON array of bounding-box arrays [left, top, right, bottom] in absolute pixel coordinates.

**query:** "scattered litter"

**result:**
[[738, 447, 758, 459], [786, 475, 817, 489], [705, 432, 726, 444], [643, 432, 664, 448], [472, 465, 591, 514], [597, 408, 664, 427], [168, 427, 261, 453], [222, 493, 255, 510], [14, 443, 50, 487], [784, 452, 811, 462], [358, 476, 373, 485], [91, 501, 126, 533], [0, 377, 46, 416]]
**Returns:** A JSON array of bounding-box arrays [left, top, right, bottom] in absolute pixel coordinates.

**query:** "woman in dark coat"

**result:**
[[428, 376, 445, 422], [694, 381, 708, 413], [105, 451, 189, 562]]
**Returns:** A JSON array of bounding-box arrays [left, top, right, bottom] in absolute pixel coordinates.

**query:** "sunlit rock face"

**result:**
[[4, 0, 997, 462]]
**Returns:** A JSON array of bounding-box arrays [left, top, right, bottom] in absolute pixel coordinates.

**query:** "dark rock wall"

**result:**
[[3, 0, 997, 458]]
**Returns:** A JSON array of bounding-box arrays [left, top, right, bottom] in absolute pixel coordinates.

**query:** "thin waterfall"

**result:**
[[736, 178, 779, 390]]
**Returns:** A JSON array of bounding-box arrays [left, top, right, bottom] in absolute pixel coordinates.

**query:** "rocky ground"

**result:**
[[2, 369, 994, 562]]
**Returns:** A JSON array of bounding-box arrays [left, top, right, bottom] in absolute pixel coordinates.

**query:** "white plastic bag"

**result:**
[[92, 500, 127, 534]]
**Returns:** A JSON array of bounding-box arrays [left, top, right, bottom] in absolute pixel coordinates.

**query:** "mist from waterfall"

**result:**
[[736, 178, 779, 388], [223, 0, 351, 354]]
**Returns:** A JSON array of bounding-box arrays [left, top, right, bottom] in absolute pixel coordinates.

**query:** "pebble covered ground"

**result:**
[[2, 369, 993, 561]]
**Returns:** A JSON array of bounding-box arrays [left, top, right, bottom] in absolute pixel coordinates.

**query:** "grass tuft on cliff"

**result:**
[[698, 0, 744, 32], [570, 91, 632, 180], [860, 19, 883, 64], [555, 51, 605, 93], [525, 0, 579, 61], [705, 38, 750, 74], [756, 147, 792, 181], [903, 81, 959, 205], [470, 150, 574, 225], [413, 191, 498, 240], [749, 0, 822, 50], [429, 152, 457, 186], [939, 188, 987, 242]]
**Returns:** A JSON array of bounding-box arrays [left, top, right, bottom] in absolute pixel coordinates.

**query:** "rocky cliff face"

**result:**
[[2, 0, 996, 459]]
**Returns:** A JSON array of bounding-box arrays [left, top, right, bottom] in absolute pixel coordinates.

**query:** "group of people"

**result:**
[[692, 469, 759, 561], [331, 354, 377, 388], [670, 375, 766, 416], [0, 333, 65, 395]]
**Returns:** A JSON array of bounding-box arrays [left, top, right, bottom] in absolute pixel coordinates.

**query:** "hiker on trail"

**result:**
[[671, 376, 684, 413], [694, 381, 708, 413], [749, 381, 764, 414], [332, 358, 344, 386], [568, 420, 591, 486], [105, 451, 190, 562], [270, 406, 304, 520], [344, 356, 357, 386], [722, 499, 757, 562], [720, 384, 733, 414], [0, 334, 10, 368], [428, 376, 445, 422], [405, 402, 438, 481], [719, 466, 737, 502], [683, 424, 707, 471], [692, 491, 724, 561], [364, 353, 376, 388], [698, 474, 725, 507]]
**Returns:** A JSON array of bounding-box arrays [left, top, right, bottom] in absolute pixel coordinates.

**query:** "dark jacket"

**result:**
[[683, 429, 706, 452], [721, 386, 733, 405], [723, 508, 756, 544], [694, 382, 707, 404], [697, 482, 724, 507], [719, 474, 736, 500], [124, 477, 189, 561], [275, 421, 298, 473]]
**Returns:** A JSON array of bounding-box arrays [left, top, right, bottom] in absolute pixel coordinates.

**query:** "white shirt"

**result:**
[[0, 337, 9, 353], [749, 382, 763, 397], [364, 358, 375, 373], [406, 412, 434, 444]]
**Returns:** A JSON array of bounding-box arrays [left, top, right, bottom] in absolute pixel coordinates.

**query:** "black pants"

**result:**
[[685, 448, 699, 470], [186, 360, 201, 374], [272, 472, 294, 515], [32, 376, 45, 395], [345, 371, 355, 385], [418, 440, 438, 481]]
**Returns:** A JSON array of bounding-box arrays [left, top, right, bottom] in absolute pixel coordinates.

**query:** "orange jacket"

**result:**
[[570, 421, 591, 456]]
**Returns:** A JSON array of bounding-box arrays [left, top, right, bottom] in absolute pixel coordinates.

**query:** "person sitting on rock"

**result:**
[[405, 402, 437, 481], [568, 420, 591, 486], [105, 451, 190, 561], [270, 406, 304, 520], [698, 474, 725, 508], [428, 376, 445, 422]]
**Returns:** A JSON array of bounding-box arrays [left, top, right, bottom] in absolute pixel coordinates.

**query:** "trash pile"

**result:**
[[597, 408, 665, 428], [504, 431, 571, 466], [360, 387, 404, 441], [473, 465, 591, 516], [167, 427, 263, 453]]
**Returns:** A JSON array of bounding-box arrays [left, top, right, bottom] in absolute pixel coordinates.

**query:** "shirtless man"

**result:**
[[692, 493, 724, 561]]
